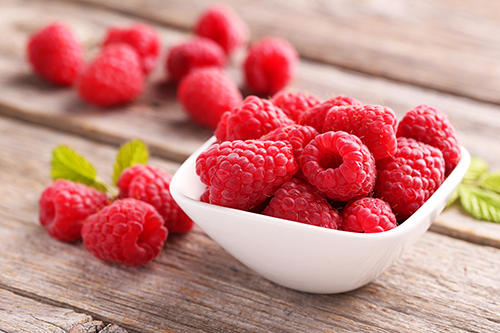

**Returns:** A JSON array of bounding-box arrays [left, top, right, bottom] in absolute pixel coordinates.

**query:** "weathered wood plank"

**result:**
[[0, 288, 91, 333], [63, 0, 500, 105], [1, 115, 500, 332], [1, 0, 500, 247]]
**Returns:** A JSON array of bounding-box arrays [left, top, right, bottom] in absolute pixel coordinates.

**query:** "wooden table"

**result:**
[[1, 0, 500, 331]]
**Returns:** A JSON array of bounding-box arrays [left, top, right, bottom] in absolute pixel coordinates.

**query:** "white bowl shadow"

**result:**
[[170, 136, 471, 294]]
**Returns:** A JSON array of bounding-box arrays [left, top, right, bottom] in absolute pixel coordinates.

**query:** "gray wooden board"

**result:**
[[1, 115, 500, 332], [1, 0, 500, 248], [63, 0, 500, 105]]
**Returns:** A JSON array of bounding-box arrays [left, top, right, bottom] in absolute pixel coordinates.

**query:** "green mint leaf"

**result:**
[[459, 184, 500, 223], [479, 171, 500, 194], [463, 156, 489, 183], [445, 187, 460, 208], [51, 145, 107, 192], [113, 139, 149, 185]]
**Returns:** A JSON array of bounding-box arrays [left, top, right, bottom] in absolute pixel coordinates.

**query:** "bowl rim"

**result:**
[[171, 136, 471, 241]]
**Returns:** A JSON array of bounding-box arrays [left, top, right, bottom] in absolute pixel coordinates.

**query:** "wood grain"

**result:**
[[62, 0, 500, 105], [1, 115, 500, 332], [1, 0, 500, 247], [0, 288, 91, 333]]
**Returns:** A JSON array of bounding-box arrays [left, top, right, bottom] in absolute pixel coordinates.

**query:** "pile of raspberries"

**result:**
[[196, 95, 461, 233], [27, 4, 296, 117], [39, 164, 193, 267]]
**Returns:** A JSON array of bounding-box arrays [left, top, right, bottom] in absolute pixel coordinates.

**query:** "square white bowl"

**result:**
[[170, 136, 471, 294]]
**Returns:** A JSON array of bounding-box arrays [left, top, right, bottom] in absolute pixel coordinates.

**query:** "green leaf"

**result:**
[[463, 156, 489, 183], [445, 187, 460, 208], [113, 139, 149, 185], [459, 184, 500, 223], [479, 171, 500, 194], [51, 145, 106, 192]]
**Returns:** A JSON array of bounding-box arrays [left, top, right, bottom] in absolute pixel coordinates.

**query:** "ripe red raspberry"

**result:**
[[82, 198, 168, 266], [39, 180, 108, 242], [196, 140, 298, 211], [300, 131, 377, 202], [166, 37, 227, 83], [103, 22, 161, 75], [260, 124, 318, 162], [298, 96, 363, 132], [177, 67, 242, 129], [263, 178, 342, 230], [397, 104, 461, 176], [77, 44, 144, 107], [215, 95, 294, 142], [244, 37, 299, 95], [322, 104, 398, 160], [117, 164, 194, 233], [271, 91, 323, 122], [194, 4, 249, 56], [375, 137, 445, 221], [27, 22, 83, 86], [341, 197, 397, 233]]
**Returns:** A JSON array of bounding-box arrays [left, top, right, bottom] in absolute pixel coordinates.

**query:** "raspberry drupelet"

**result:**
[[196, 140, 298, 211], [375, 137, 445, 221], [263, 178, 342, 230], [300, 131, 377, 202], [341, 197, 397, 233], [397, 104, 461, 176], [117, 164, 194, 233], [39, 180, 108, 242], [82, 198, 168, 267], [215, 95, 294, 142]]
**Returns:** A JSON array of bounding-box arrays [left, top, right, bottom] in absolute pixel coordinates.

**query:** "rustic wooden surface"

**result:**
[[64, 0, 500, 105], [1, 0, 500, 331], [1, 115, 500, 332]]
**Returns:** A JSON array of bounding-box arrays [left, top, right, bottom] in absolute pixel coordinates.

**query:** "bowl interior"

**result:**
[[170, 137, 471, 293]]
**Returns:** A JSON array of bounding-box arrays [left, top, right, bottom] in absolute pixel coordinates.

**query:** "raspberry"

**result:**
[[77, 44, 144, 107], [300, 131, 377, 202], [117, 164, 194, 233], [194, 4, 249, 56], [103, 22, 161, 74], [166, 37, 227, 83], [177, 67, 243, 129], [271, 91, 323, 122], [196, 140, 298, 210], [259, 124, 318, 162], [39, 180, 108, 242], [375, 137, 445, 221], [298, 96, 363, 132], [322, 104, 398, 160], [397, 104, 461, 176], [82, 198, 168, 266], [244, 37, 299, 95], [341, 197, 397, 233], [263, 178, 341, 230], [27, 22, 83, 86], [215, 95, 294, 142]]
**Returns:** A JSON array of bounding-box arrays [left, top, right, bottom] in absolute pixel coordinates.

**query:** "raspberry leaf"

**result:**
[[51, 145, 107, 193], [113, 139, 149, 185], [463, 156, 488, 183], [459, 184, 500, 223], [479, 171, 500, 194]]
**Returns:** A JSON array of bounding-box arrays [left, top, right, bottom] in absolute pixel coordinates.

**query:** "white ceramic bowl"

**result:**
[[170, 137, 471, 294]]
